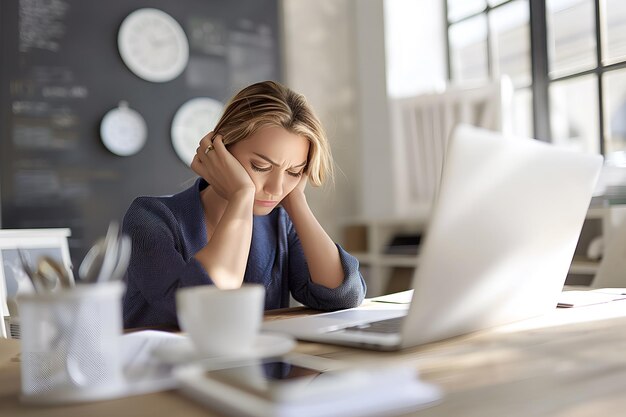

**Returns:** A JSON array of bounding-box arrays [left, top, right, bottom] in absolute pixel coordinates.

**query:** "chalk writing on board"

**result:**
[[19, 0, 70, 53]]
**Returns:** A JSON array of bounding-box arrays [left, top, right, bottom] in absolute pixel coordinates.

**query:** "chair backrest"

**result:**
[[0, 228, 73, 338], [389, 77, 514, 215]]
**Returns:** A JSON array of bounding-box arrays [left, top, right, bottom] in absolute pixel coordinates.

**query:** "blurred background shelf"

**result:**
[[342, 204, 626, 296], [567, 204, 626, 286], [568, 256, 600, 275], [341, 214, 428, 297]]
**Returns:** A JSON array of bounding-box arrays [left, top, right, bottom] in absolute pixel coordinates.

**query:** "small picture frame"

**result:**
[[0, 228, 73, 338]]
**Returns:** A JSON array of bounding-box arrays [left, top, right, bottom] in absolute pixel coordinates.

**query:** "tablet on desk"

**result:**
[[201, 355, 360, 402], [174, 353, 442, 417]]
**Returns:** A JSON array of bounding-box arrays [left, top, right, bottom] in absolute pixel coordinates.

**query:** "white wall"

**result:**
[[282, 0, 361, 239], [354, 0, 395, 219]]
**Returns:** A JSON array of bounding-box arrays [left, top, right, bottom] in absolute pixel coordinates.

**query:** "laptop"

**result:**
[[263, 124, 603, 351]]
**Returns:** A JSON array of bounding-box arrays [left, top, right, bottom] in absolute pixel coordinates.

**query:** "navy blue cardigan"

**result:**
[[122, 178, 366, 328]]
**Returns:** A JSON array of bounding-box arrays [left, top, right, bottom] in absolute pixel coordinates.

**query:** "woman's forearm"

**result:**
[[284, 193, 345, 289], [193, 190, 255, 289]]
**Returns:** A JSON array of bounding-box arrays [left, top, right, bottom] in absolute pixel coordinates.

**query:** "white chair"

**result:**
[[389, 77, 514, 215]]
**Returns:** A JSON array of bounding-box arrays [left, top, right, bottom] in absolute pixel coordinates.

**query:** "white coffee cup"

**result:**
[[176, 284, 265, 357]]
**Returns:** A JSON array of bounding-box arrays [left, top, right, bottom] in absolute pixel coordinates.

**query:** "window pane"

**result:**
[[449, 15, 489, 83], [512, 87, 534, 138], [546, 0, 597, 78], [549, 75, 599, 153], [603, 69, 626, 165], [489, 0, 531, 88], [447, 0, 486, 22], [603, 0, 626, 64]]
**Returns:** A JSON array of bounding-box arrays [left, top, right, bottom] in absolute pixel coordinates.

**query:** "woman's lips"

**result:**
[[255, 200, 278, 207]]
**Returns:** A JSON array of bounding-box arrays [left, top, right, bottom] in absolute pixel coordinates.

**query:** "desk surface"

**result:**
[[3, 301, 626, 417]]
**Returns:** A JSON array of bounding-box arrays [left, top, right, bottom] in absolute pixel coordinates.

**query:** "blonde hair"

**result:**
[[213, 81, 333, 186]]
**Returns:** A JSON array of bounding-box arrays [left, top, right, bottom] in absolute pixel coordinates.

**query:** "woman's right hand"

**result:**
[[191, 132, 256, 201]]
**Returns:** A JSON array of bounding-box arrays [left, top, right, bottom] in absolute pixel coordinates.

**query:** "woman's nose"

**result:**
[[263, 173, 283, 197]]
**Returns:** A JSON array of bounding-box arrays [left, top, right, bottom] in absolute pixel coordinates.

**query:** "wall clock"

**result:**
[[118, 8, 189, 82], [171, 97, 224, 166], [100, 101, 147, 156]]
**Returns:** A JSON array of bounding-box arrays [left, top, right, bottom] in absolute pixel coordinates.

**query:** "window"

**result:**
[[445, 0, 626, 165]]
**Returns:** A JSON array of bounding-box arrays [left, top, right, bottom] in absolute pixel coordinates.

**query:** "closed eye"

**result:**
[[252, 163, 303, 178], [251, 163, 271, 172]]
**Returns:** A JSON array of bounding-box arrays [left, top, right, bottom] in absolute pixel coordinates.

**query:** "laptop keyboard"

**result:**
[[341, 316, 405, 334]]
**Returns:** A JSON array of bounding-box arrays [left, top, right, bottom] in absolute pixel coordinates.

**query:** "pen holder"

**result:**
[[17, 281, 126, 404]]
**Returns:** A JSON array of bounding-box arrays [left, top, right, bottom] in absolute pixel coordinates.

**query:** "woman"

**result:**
[[122, 81, 366, 329]]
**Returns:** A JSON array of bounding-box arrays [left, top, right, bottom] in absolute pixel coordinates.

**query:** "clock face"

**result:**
[[118, 8, 189, 82], [171, 98, 224, 166], [100, 103, 147, 156]]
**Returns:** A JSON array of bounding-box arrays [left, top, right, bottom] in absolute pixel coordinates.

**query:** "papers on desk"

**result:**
[[557, 288, 626, 308], [119, 330, 185, 395], [123, 331, 443, 417]]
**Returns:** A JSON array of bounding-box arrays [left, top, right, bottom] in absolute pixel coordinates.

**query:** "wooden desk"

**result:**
[[3, 301, 626, 417]]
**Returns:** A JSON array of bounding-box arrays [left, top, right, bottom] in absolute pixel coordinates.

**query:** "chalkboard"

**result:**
[[0, 0, 281, 267]]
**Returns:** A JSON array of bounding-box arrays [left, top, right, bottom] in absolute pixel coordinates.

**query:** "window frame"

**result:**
[[444, 0, 626, 155]]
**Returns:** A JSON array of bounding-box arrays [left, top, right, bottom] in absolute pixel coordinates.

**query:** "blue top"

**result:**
[[122, 178, 366, 329]]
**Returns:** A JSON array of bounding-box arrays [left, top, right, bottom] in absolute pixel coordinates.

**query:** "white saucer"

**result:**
[[151, 332, 296, 365]]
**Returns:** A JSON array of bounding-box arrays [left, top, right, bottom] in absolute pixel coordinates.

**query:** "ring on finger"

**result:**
[[204, 144, 215, 155]]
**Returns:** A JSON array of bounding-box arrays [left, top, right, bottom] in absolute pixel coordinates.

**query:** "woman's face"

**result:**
[[229, 126, 310, 215]]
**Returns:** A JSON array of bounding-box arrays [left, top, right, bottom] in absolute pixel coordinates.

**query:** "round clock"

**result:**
[[118, 8, 189, 82], [100, 101, 147, 156], [171, 97, 224, 166]]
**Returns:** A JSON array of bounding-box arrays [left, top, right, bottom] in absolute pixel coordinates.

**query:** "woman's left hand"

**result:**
[[281, 173, 308, 214]]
